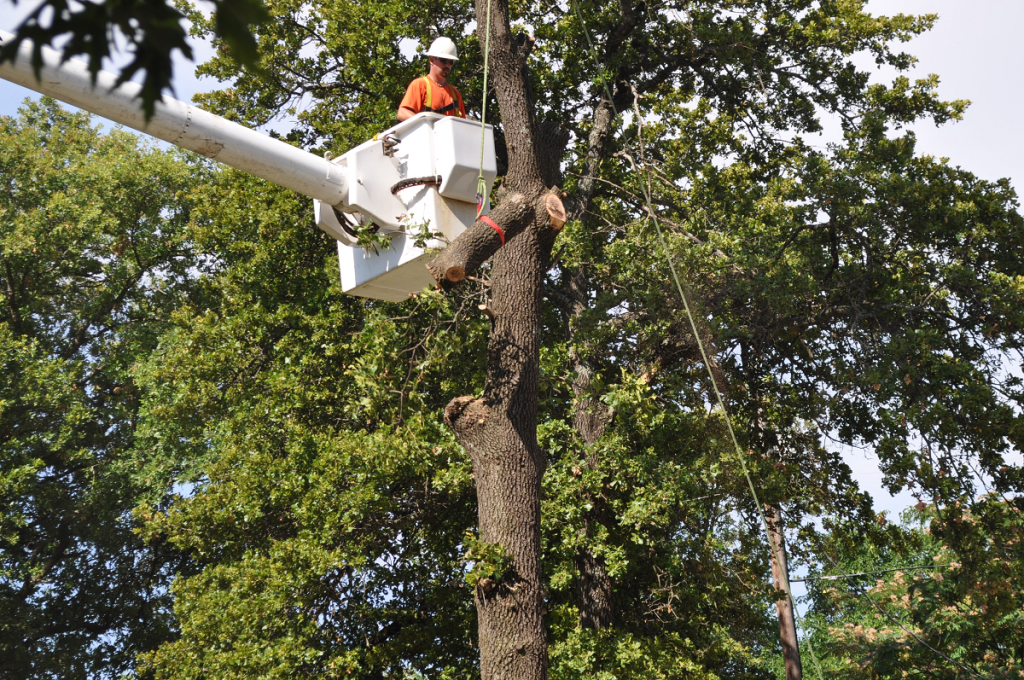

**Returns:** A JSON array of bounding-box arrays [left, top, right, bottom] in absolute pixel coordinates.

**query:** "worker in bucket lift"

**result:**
[[397, 37, 467, 121]]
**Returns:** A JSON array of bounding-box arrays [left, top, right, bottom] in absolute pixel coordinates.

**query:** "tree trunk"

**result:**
[[574, 536, 614, 629], [426, 0, 568, 677], [438, 192, 560, 680], [568, 274, 614, 630], [561, 65, 629, 631], [446, 0, 637, 648], [766, 505, 802, 680], [442, 217, 548, 675], [745, 359, 803, 680], [570, 357, 614, 629]]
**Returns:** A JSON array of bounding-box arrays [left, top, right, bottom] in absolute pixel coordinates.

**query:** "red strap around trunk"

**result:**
[[480, 215, 505, 247]]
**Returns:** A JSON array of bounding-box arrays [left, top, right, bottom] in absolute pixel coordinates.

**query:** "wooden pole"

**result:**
[[767, 506, 803, 680]]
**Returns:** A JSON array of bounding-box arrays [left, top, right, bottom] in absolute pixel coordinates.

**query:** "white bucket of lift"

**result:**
[[0, 31, 497, 302], [314, 113, 498, 302]]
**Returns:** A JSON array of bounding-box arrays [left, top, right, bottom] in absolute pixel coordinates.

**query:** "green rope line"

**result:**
[[569, 0, 616, 111], [563, 0, 828, 672], [628, 96, 826, 680], [475, 0, 493, 218]]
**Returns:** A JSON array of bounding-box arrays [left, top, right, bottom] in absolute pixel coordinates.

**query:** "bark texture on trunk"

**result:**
[[767, 506, 803, 680], [574, 543, 614, 629], [568, 273, 615, 630], [442, 207, 556, 679], [746, 375, 803, 680], [569, 358, 615, 629], [561, 65, 627, 631], [478, 0, 544, 195], [425, 0, 568, 676]]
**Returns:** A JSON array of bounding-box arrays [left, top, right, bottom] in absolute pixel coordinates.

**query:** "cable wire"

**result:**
[[626, 85, 826, 680], [791, 564, 947, 583], [563, 10, 1001, 680], [820, 552, 990, 679]]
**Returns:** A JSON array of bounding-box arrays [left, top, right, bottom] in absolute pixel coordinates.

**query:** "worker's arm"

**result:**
[[397, 79, 424, 121]]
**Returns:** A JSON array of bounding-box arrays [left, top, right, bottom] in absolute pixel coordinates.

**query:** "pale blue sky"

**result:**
[[2, 0, 1020, 515]]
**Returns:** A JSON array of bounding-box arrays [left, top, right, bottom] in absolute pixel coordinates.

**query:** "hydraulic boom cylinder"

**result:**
[[0, 30, 348, 206]]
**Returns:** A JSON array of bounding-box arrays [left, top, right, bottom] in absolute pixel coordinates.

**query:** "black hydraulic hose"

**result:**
[[391, 175, 442, 194]]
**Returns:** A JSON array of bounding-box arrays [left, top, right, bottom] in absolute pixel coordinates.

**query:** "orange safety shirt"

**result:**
[[399, 76, 466, 118]]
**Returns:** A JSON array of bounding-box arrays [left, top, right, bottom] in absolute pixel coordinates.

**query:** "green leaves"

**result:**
[[462, 530, 512, 589], [0, 99, 204, 679], [5, 0, 1024, 676], [114, 145, 489, 676], [0, 0, 269, 119], [807, 499, 1024, 679]]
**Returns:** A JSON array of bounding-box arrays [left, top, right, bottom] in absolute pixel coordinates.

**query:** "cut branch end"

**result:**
[[546, 193, 567, 230]]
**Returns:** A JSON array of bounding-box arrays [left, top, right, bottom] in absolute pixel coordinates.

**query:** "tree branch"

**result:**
[[426, 191, 565, 290]]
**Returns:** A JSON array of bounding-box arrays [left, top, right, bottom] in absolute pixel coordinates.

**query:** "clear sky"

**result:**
[[2, 0, 1021, 515]]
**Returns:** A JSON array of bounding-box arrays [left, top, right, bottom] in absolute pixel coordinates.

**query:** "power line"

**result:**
[[820, 552, 990, 680], [791, 564, 946, 583]]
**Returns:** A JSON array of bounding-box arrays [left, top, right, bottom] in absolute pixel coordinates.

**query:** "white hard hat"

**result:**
[[426, 37, 459, 61]]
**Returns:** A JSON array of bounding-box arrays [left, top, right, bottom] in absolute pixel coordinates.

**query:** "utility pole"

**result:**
[[767, 506, 803, 680]]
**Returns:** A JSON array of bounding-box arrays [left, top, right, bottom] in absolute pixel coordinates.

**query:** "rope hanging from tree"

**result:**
[[476, 0, 493, 218], [568, 3, 830, 678]]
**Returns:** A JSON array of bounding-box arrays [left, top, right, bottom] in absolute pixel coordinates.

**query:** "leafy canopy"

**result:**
[[3, 0, 1024, 677]]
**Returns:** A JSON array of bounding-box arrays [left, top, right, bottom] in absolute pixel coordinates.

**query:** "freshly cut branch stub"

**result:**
[[425, 193, 532, 290], [545, 192, 567, 230]]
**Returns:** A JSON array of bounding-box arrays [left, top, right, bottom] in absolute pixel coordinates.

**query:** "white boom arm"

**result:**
[[0, 30, 348, 206], [0, 30, 499, 302]]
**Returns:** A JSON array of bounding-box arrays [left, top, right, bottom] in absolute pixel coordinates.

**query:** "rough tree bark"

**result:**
[[563, 93, 621, 629], [559, 0, 643, 628], [567, 270, 614, 629], [425, 0, 567, 677], [744, 346, 804, 679]]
